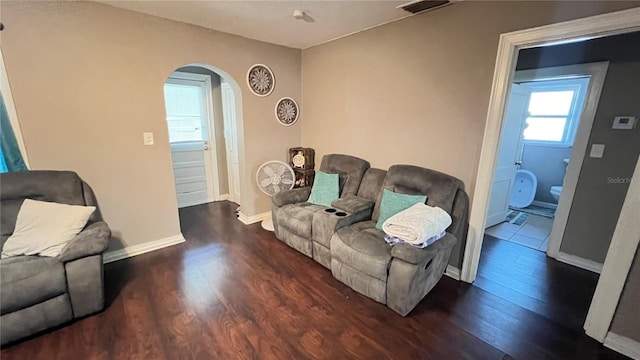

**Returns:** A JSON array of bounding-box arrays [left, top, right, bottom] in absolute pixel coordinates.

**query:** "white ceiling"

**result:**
[[96, 0, 412, 49]]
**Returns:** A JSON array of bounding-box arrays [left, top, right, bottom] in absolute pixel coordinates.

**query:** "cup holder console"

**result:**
[[324, 208, 348, 217]]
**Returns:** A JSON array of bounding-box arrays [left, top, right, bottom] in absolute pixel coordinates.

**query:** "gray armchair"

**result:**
[[272, 154, 371, 267], [330, 165, 469, 316], [0, 170, 111, 345]]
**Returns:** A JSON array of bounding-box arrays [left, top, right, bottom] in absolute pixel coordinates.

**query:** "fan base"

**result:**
[[261, 218, 275, 232]]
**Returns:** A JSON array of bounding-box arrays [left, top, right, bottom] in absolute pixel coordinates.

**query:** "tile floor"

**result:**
[[485, 214, 554, 251]]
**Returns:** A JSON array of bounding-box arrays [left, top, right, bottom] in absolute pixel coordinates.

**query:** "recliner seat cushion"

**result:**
[[276, 202, 326, 238], [0, 256, 67, 315], [331, 221, 392, 281]]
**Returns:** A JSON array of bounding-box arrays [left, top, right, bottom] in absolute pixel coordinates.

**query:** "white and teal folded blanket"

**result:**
[[384, 231, 446, 248], [382, 202, 452, 245]]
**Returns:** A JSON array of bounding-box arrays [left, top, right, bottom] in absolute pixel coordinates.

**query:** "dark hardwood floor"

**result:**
[[0, 201, 628, 359]]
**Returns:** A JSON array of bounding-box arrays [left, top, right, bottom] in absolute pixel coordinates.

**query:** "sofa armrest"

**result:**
[[331, 195, 374, 214], [387, 233, 458, 316], [272, 187, 312, 207], [58, 221, 111, 263], [390, 233, 457, 265]]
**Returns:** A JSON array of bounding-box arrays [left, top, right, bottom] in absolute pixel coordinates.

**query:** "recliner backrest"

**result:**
[[319, 154, 370, 198], [356, 168, 387, 203], [0, 171, 101, 245], [372, 165, 464, 221]]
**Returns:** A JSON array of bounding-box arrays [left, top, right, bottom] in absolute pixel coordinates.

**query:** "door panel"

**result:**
[[170, 141, 213, 208], [165, 73, 217, 209], [486, 83, 532, 228]]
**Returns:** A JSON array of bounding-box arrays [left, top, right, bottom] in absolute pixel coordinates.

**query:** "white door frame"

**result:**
[[221, 81, 241, 204], [459, 7, 640, 341], [167, 71, 221, 201], [182, 63, 247, 212], [513, 62, 609, 262], [585, 158, 640, 341], [0, 48, 30, 167]]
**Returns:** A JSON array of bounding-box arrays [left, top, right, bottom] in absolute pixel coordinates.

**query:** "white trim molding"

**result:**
[[103, 234, 185, 264], [238, 211, 271, 225], [218, 194, 230, 201], [604, 333, 640, 360], [0, 48, 30, 167], [444, 265, 461, 281], [584, 158, 640, 342], [556, 252, 603, 274], [531, 200, 558, 210], [461, 7, 640, 284]]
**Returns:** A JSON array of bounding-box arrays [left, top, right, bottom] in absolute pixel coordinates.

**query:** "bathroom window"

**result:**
[[520, 77, 590, 147]]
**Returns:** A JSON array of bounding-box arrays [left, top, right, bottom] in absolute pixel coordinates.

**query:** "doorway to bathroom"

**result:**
[[485, 61, 608, 255]]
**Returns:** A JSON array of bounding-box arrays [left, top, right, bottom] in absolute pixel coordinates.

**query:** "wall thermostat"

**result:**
[[612, 116, 637, 130]]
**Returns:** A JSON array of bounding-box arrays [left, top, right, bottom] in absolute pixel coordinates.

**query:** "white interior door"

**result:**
[[221, 81, 241, 204], [165, 72, 219, 208], [486, 83, 532, 228]]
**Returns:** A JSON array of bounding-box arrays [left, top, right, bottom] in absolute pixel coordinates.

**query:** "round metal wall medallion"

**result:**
[[247, 64, 275, 97], [275, 97, 299, 126]]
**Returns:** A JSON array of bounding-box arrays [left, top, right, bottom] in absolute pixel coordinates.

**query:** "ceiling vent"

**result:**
[[398, 0, 451, 14]]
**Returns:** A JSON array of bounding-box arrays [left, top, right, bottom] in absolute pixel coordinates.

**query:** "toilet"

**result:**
[[509, 170, 537, 209], [549, 158, 570, 202], [550, 186, 562, 202]]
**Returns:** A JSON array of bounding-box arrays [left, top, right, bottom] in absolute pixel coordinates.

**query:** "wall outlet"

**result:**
[[143, 132, 154, 145], [590, 144, 605, 158]]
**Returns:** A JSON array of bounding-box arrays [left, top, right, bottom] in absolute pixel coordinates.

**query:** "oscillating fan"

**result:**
[[256, 160, 295, 231]]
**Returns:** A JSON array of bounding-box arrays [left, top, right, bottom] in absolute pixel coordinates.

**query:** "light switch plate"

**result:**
[[143, 132, 154, 145], [590, 144, 605, 158]]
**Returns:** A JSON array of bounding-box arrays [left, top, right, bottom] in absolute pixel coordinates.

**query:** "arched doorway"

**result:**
[[163, 63, 245, 210]]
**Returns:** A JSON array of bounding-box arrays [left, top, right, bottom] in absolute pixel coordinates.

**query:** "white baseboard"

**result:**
[[604, 332, 640, 360], [532, 200, 558, 209], [556, 252, 603, 274], [444, 265, 461, 280], [218, 194, 229, 201], [103, 234, 185, 264], [238, 211, 271, 225]]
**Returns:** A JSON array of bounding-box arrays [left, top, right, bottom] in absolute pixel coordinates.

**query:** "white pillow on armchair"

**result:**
[[1, 199, 95, 258]]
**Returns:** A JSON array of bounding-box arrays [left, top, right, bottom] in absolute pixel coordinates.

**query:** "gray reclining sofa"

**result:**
[[272, 156, 469, 316], [331, 165, 469, 315], [0, 171, 111, 345], [272, 154, 378, 268]]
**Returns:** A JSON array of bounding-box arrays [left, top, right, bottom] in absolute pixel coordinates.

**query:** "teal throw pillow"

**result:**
[[376, 189, 428, 229], [307, 171, 340, 207]]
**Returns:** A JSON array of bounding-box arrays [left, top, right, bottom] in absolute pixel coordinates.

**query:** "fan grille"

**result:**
[[256, 160, 295, 196]]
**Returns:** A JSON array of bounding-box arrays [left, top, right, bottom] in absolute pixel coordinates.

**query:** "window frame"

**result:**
[[164, 72, 214, 145], [518, 77, 590, 147]]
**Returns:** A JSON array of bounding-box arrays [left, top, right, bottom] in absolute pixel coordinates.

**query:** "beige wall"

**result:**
[[176, 66, 230, 196], [301, 1, 639, 267], [301, 0, 639, 201], [0, 1, 302, 251]]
